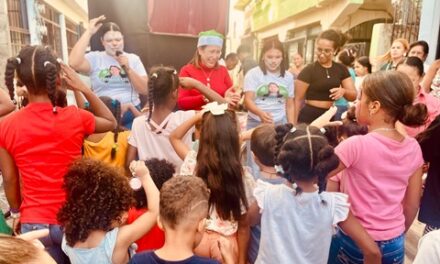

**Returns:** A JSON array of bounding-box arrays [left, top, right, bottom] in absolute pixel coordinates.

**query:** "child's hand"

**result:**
[[217, 237, 235, 264], [310, 106, 342, 128], [88, 15, 105, 35], [16, 86, 28, 97], [129, 160, 150, 182], [60, 64, 88, 92]]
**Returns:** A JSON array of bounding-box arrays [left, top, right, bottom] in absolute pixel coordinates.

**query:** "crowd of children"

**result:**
[[1, 16, 440, 264]]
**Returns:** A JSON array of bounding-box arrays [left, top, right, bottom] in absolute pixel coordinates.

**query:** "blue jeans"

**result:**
[[121, 104, 141, 130], [21, 223, 70, 264], [334, 105, 348, 121], [328, 229, 404, 264]]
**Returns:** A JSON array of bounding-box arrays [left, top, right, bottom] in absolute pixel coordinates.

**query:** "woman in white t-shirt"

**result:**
[[243, 38, 294, 178], [244, 38, 294, 127], [69, 15, 149, 129]]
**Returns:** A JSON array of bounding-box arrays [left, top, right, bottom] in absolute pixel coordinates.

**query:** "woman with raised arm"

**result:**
[[69, 15, 148, 129]]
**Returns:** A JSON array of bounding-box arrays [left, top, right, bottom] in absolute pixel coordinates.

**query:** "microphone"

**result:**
[[115, 51, 127, 71]]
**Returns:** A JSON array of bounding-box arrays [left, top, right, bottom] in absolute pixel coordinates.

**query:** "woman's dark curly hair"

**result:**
[[57, 158, 134, 246], [133, 158, 175, 209]]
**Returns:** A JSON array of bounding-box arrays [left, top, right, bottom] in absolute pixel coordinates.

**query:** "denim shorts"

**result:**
[[21, 223, 70, 264], [328, 228, 404, 264], [121, 104, 141, 130]]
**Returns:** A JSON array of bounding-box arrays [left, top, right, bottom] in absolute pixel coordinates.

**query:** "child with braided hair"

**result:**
[[127, 66, 229, 171], [83, 96, 130, 171], [126, 66, 196, 171], [0, 45, 116, 263], [247, 124, 380, 264]]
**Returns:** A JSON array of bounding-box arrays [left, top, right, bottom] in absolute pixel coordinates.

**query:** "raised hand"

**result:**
[[60, 63, 87, 92], [310, 106, 342, 128], [129, 160, 150, 183], [88, 15, 106, 35]]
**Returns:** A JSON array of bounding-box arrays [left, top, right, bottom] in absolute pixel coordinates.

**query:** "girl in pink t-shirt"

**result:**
[[327, 71, 427, 264]]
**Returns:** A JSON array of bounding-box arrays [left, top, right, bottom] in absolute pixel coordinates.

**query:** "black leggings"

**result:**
[[298, 104, 329, 124]]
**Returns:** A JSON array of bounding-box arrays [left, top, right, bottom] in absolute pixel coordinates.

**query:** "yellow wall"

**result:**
[[44, 0, 88, 25]]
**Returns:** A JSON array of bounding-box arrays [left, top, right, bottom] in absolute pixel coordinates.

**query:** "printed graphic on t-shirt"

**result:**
[[98, 65, 129, 85], [255, 82, 288, 103]]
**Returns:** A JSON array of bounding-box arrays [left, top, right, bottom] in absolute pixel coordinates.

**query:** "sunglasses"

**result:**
[[315, 48, 334, 55]]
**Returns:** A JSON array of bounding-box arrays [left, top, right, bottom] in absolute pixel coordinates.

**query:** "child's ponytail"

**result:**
[[147, 72, 157, 122], [274, 123, 294, 179], [398, 103, 427, 127], [111, 99, 121, 159], [5, 57, 20, 103], [44, 61, 58, 113], [314, 145, 339, 194]]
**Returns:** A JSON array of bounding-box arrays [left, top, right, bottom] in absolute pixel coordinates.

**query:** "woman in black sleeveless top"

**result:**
[[294, 29, 357, 124]]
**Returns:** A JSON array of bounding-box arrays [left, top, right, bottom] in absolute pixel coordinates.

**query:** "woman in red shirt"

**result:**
[[178, 30, 238, 110]]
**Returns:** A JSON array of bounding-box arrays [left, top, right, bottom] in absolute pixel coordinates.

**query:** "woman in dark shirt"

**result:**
[[417, 115, 440, 234], [294, 29, 357, 124]]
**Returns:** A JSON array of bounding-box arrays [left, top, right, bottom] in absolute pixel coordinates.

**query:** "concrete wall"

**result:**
[[0, 0, 11, 90], [44, 0, 88, 25], [418, 0, 440, 63]]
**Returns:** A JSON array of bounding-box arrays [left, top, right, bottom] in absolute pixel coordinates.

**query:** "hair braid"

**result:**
[[44, 61, 58, 113], [147, 74, 157, 122], [111, 99, 121, 160], [273, 123, 294, 179], [5, 57, 20, 103]]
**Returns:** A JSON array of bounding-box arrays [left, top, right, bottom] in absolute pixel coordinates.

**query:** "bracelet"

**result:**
[[10, 208, 19, 214]]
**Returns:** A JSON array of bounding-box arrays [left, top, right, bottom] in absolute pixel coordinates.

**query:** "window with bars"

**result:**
[[7, 0, 30, 55], [66, 19, 81, 54], [40, 2, 62, 57]]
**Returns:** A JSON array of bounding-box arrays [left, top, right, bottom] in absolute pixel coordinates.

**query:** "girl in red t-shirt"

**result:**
[[0, 45, 116, 263], [128, 158, 175, 252]]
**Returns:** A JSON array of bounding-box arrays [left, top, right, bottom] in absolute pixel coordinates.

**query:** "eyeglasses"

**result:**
[[315, 48, 334, 55]]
